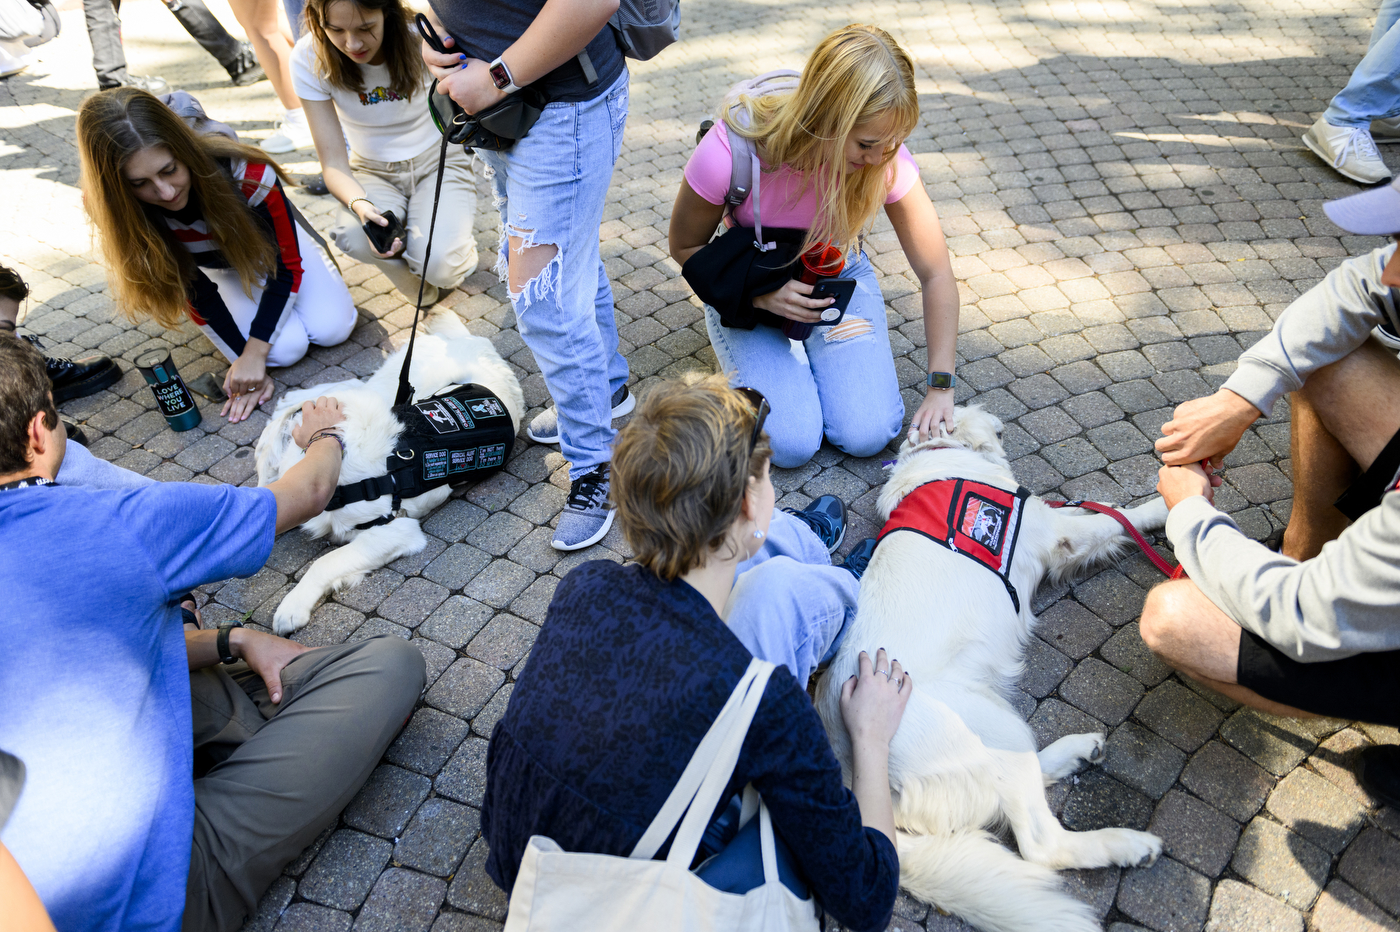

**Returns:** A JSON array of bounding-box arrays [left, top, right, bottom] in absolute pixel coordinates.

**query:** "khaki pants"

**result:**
[[182, 635, 425, 932], [328, 142, 480, 297]]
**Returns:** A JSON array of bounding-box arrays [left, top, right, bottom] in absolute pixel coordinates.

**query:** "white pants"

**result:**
[[199, 226, 357, 367]]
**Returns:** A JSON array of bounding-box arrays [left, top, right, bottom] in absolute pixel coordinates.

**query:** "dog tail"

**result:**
[[897, 830, 1101, 932]]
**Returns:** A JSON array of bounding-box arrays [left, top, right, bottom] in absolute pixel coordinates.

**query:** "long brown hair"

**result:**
[[726, 24, 920, 254], [76, 87, 292, 330], [303, 0, 424, 101]]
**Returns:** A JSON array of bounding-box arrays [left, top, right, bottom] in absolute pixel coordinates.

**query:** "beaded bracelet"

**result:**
[[348, 196, 373, 215], [304, 428, 345, 454]]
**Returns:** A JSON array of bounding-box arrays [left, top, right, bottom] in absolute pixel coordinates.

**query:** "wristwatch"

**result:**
[[488, 56, 521, 94], [927, 371, 956, 390], [216, 621, 243, 665]]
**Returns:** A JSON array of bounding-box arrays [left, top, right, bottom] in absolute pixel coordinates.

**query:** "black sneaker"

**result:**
[[784, 494, 847, 554], [841, 538, 877, 579], [1357, 744, 1400, 809], [299, 173, 330, 196], [227, 43, 266, 87], [21, 335, 121, 402], [62, 418, 89, 447]]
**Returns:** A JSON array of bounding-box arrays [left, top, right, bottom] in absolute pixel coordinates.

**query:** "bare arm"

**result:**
[[668, 178, 725, 266], [422, 0, 619, 114], [266, 396, 346, 534], [886, 182, 960, 439], [0, 842, 56, 932], [186, 626, 309, 704], [302, 97, 405, 258]]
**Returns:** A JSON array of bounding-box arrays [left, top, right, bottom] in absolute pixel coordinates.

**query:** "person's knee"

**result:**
[[1139, 581, 1192, 658], [826, 417, 899, 459], [767, 420, 823, 468], [357, 635, 427, 707], [506, 232, 559, 301], [264, 329, 309, 368]]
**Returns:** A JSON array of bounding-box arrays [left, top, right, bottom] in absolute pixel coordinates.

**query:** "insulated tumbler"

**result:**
[[782, 243, 845, 341], [135, 348, 202, 432]]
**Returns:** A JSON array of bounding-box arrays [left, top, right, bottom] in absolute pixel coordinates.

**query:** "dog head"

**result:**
[[877, 405, 1014, 520]]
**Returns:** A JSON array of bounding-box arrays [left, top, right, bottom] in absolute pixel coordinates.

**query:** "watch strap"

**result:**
[[488, 57, 520, 94], [216, 622, 242, 665]]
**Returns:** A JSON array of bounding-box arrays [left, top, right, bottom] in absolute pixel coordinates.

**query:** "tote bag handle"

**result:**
[[629, 658, 776, 867]]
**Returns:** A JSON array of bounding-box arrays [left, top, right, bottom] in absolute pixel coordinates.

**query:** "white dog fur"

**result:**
[[255, 310, 524, 636], [814, 405, 1167, 932]]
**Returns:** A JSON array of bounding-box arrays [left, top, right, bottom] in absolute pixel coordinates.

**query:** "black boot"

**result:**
[[20, 335, 122, 403], [162, 0, 242, 72], [1357, 745, 1400, 809]]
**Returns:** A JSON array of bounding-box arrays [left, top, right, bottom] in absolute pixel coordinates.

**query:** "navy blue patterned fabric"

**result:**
[[482, 560, 899, 932]]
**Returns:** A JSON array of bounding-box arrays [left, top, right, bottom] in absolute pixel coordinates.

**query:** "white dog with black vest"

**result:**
[[255, 310, 524, 636], [814, 405, 1167, 932]]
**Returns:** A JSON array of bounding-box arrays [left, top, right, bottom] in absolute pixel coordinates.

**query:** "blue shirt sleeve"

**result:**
[[113, 483, 277, 599]]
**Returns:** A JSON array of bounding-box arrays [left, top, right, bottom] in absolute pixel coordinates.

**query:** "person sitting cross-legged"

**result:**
[[1140, 178, 1400, 810], [0, 335, 425, 932]]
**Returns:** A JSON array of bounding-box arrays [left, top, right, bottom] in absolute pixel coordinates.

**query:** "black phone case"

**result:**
[[364, 210, 407, 253], [810, 278, 857, 325]]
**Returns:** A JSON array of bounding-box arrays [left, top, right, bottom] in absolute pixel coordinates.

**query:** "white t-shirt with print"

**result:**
[[290, 34, 438, 163]]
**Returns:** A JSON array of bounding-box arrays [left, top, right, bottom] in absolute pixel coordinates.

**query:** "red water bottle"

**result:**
[[783, 243, 845, 341]]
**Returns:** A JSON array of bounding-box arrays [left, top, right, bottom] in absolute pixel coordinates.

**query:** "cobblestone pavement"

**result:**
[[4, 0, 1400, 929]]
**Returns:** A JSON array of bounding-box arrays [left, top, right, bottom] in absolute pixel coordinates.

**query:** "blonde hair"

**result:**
[[611, 374, 773, 581], [77, 87, 292, 330], [724, 24, 919, 255]]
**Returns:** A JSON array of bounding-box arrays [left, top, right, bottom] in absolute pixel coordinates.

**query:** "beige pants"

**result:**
[[329, 142, 480, 297], [182, 635, 425, 932]]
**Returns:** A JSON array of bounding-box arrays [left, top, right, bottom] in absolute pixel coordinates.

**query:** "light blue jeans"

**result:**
[[704, 252, 904, 469], [724, 509, 858, 684], [1325, 0, 1400, 126], [479, 70, 630, 480]]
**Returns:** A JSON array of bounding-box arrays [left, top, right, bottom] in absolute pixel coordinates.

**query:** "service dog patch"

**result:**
[[959, 493, 1009, 554]]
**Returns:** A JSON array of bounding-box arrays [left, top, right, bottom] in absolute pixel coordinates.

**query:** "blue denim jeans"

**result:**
[[724, 509, 858, 684], [704, 252, 905, 468], [479, 70, 630, 480], [1324, 0, 1400, 126]]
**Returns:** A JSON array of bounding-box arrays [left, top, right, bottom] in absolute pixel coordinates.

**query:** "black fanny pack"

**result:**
[[326, 383, 515, 514], [428, 82, 547, 152]]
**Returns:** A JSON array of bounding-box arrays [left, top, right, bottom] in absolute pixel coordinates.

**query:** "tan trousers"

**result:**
[[328, 141, 480, 297], [182, 635, 425, 932]]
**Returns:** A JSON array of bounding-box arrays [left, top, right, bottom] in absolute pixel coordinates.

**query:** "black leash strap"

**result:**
[[394, 125, 452, 407]]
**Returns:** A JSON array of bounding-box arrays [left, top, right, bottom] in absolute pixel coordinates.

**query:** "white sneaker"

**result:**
[[1302, 117, 1392, 184], [1373, 116, 1400, 144], [261, 109, 314, 154]]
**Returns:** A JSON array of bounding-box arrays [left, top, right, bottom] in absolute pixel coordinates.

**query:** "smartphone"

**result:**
[[810, 277, 857, 325], [364, 210, 407, 254]]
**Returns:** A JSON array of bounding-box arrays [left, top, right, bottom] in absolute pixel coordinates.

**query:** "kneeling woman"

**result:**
[[77, 88, 358, 422], [670, 24, 961, 467], [481, 374, 910, 932]]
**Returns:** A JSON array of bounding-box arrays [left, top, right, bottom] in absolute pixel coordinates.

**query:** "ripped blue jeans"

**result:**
[[704, 252, 905, 468], [478, 69, 630, 479]]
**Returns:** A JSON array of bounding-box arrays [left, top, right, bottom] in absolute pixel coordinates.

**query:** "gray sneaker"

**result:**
[[552, 464, 614, 551], [527, 384, 635, 445]]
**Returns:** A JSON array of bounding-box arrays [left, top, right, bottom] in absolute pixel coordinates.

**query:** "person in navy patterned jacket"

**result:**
[[481, 375, 910, 932], [76, 88, 357, 423]]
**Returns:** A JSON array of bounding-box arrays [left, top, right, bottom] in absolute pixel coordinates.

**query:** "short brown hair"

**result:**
[[0, 336, 58, 474], [0, 264, 30, 304], [611, 374, 773, 581]]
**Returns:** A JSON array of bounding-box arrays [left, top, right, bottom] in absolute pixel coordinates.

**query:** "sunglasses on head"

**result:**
[[734, 387, 769, 460]]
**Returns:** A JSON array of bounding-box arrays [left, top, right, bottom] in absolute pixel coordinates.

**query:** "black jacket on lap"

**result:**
[[681, 225, 807, 331]]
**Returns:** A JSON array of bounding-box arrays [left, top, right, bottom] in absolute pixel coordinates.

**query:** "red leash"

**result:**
[[1046, 500, 1188, 580]]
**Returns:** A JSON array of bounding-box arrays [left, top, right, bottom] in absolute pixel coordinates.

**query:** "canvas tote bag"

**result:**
[[503, 657, 821, 932]]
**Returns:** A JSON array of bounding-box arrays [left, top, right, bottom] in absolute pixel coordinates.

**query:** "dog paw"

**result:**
[[1113, 830, 1163, 869], [1129, 496, 1169, 532], [272, 600, 312, 637], [1087, 733, 1107, 764]]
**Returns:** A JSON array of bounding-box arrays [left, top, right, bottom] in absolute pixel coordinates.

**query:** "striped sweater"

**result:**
[[159, 158, 303, 356]]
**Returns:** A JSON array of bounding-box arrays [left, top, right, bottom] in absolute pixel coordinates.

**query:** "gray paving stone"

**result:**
[[464, 560, 536, 608], [1310, 880, 1400, 932], [1030, 698, 1106, 749], [1072, 570, 1147, 625], [1103, 721, 1187, 800], [1231, 817, 1330, 908], [353, 868, 447, 932], [1149, 790, 1240, 877], [1117, 857, 1212, 932], [1059, 657, 1145, 727], [1100, 623, 1174, 687], [413, 636, 457, 688], [292, 602, 366, 648], [423, 544, 492, 589], [1338, 829, 1400, 916], [436, 736, 490, 808], [300, 830, 393, 910], [466, 615, 538, 670], [1062, 770, 1152, 832], [1179, 741, 1275, 824], [445, 837, 508, 921], [1224, 462, 1293, 504], [1266, 767, 1367, 855], [1204, 879, 1303, 932], [421, 500, 489, 542], [509, 575, 559, 624], [467, 512, 533, 557], [1219, 709, 1319, 777], [1134, 681, 1225, 753], [344, 765, 432, 839], [387, 708, 471, 775], [333, 568, 406, 613], [419, 596, 494, 650], [471, 682, 514, 738], [242, 876, 296, 932], [1035, 600, 1113, 660], [394, 798, 480, 877], [426, 658, 506, 719], [1041, 438, 1109, 477], [1021, 636, 1073, 698], [1062, 866, 1120, 919], [377, 578, 450, 629], [274, 903, 353, 932], [429, 916, 504, 932], [217, 567, 288, 613]]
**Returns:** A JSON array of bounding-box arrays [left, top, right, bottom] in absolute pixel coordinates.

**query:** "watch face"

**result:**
[[928, 372, 954, 389], [489, 62, 510, 89]]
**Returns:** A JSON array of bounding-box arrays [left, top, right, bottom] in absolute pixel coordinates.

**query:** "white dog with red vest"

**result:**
[[814, 405, 1167, 932]]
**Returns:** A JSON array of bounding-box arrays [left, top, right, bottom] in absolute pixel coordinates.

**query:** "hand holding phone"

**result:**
[[809, 278, 857, 325], [364, 210, 407, 257]]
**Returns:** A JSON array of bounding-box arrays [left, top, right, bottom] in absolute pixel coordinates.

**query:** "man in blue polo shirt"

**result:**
[[0, 335, 425, 932]]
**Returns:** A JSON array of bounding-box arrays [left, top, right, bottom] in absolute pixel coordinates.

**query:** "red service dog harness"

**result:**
[[875, 479, 1032, 611]]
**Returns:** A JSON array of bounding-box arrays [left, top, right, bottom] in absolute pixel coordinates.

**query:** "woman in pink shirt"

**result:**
[[670, 25, 961, 468]]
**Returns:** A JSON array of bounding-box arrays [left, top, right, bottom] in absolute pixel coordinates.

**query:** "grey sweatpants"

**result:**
[[182, 635, 425, 932]]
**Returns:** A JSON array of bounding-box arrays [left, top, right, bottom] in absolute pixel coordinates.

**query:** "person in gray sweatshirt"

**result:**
[[1139, 178, 1400, 808]]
